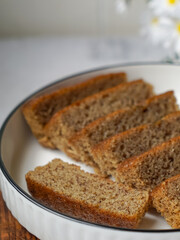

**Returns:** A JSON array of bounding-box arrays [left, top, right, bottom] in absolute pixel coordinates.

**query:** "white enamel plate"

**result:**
[[0, 63, 180, 240]]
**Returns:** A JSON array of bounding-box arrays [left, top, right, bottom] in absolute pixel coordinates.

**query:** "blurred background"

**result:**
[[0, 0, 146, 36], [0, 0, 179, 125]]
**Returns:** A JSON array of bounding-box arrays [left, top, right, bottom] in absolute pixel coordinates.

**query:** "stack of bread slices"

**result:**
[[23, 72, 180, 229]]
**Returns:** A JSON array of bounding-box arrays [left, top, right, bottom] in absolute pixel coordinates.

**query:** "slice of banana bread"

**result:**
[[92, 111, 180, 176], [66, 91, 177, 168], [116, 136, 180, 191], [26, 159, 149, 229], [22, 72, 127, 148], [151, 174, 180, 229], [45, 80, 153, 151]]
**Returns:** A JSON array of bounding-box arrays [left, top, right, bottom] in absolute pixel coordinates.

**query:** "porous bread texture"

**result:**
[[45, 80, 153, 152], [22, 72, 127, 148], [26, 159, 150, 228], [65, 91, 177, 168], [151, 174, 180, 229], [116, 136, 180, 191], [92, 111, 180, 177]]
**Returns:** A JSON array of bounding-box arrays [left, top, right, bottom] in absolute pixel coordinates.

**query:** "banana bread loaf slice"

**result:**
[[92, 111, 180, 176], [26, 159, 149, 229], [45, 80, 153, 151], [151, 174, 180, 229], [116, 136, 180, 191], [22, 72, 127, 148], [66, 91, 177, 168]]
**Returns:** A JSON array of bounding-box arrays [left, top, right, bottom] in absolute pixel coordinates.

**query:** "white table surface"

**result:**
[[0, 36, 167, 127]]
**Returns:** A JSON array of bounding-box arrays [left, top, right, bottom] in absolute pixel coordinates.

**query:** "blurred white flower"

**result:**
[[141, 14, 172, 45], [114, 0, 180, 59], [167, 20, 180, 56], [148, 0, 180, 18], [115, 0, 129, 13], [142, 13, 180, 57]]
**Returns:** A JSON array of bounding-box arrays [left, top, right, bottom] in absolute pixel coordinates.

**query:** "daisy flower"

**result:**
[[142, 13, 180, 57], [141, 14, 172, 45], [166, 20, 180, 56], [148, 0, 180, 18]]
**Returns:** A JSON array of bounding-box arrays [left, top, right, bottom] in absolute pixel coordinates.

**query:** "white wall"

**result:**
[[0, 0, 146, 37]]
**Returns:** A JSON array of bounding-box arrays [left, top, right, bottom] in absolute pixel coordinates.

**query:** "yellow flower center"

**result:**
[[177, 23, 180, 34], [167, 0, 177, 5], [151, 17, 159, 25]]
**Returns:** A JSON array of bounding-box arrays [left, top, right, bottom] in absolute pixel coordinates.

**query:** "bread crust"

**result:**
[[22, 72, 127, 148], [66, 91, 177, 167], [26, 178, 141, 228], [92, 110, 180, 176], [26, 159, 150, 229], [116, 136, 180, 191], [151, 174, 180, 228], [45, 80, 153, 151]]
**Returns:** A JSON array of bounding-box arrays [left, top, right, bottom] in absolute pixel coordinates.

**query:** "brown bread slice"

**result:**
[[151, 174, 180, 229], [116, 136, 180, 191], [66, 91, 177, 168], [26, 159, 149, 229], [22, 72, 127, 148], [92, 111, 180, 177], [45, 80, 153, 151]]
